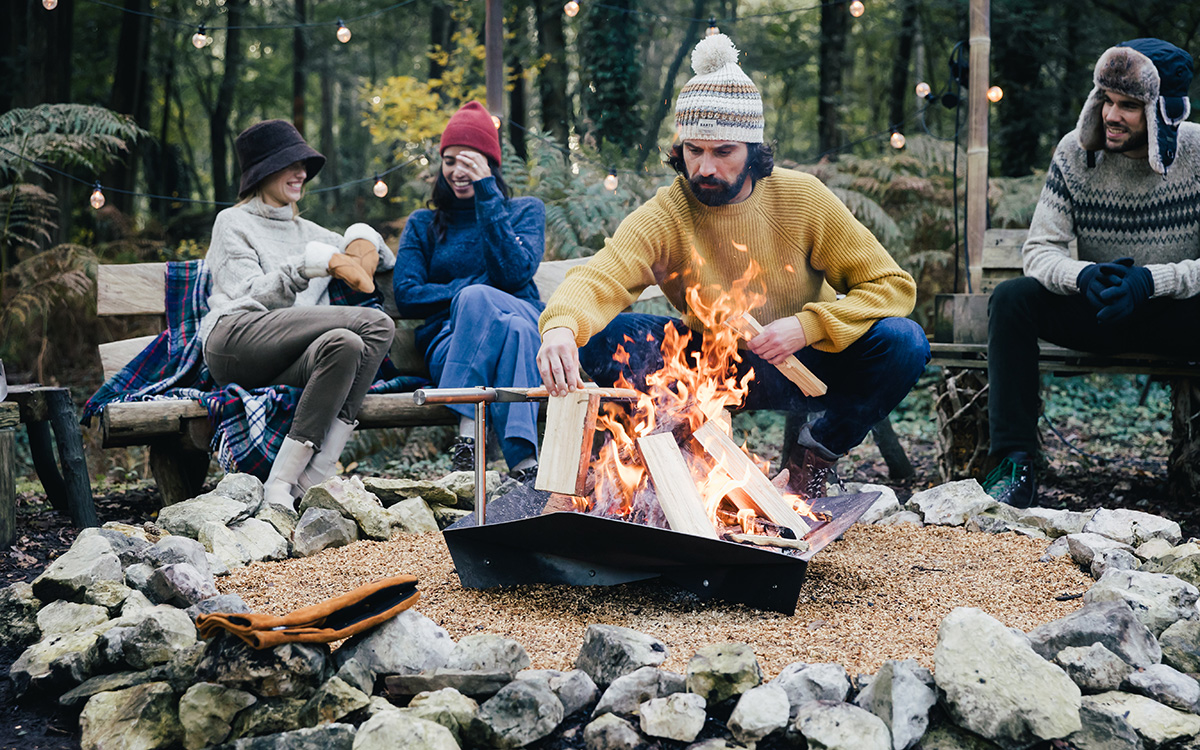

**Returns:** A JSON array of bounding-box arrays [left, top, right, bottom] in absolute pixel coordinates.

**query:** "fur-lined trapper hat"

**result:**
[[1076, 38, 1194, 175]]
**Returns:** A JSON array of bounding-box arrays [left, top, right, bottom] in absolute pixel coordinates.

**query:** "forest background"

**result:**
[[0, 0, 1196, 486]]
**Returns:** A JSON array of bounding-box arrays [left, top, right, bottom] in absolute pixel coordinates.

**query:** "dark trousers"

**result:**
[[205, 306, 395, 446], [988, 276, 1200, 456], [579, 313, 930, 455]]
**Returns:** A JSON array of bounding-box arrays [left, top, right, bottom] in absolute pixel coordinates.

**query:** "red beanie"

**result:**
[[440, 101, 502, 166]]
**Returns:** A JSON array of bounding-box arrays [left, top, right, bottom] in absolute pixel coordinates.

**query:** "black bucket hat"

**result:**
[[235, 119, 326, 198]]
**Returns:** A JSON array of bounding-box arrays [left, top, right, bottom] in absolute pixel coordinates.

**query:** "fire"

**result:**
[[579, 251, 815, 534]]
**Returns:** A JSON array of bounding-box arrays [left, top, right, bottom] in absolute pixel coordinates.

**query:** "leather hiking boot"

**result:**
[[982, 451, 1037, 508], [781, 442, 844, 500], [508, 463, 539, 486], [451, 436, 476, 472]]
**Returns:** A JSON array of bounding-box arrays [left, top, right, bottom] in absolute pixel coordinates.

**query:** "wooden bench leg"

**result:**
[[149, 438, 210, 506], [1168, 377, 1200, 502], [0, 428, 14, 548], [26, 420, 70, 515], [934, 368, 991, 483], [871, 417, 914, 480], [45, 390, 98, 528]]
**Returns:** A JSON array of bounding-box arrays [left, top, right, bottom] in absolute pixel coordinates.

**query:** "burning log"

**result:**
[[724, 311, 827, 397], [535, 388, 639, 496], [692, 421, 812, 536], [636, 433, 719, 539]]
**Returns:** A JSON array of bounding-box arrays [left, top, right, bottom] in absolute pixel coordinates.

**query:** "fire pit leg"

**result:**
[[475, 401, 487, 525]]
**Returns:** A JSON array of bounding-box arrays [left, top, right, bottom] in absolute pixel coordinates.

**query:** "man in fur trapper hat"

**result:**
[[535, 34, 930, 500], [984, 38, 1200, 508]]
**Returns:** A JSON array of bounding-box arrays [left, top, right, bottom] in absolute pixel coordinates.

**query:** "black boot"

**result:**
[[451, 436, 475, 472], [982, 451, 1037, 508]]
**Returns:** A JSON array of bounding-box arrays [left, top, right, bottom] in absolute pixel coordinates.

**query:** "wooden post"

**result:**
[[637, 433, 718, 539], [46, 389, 98, 528], [725, 312, 827, 396], [535, 391, 602, 496], [693, 421, 811, 536], [0, 402, 18, 548], [485, 0, 504, 118], [966, 0, 990, 293]]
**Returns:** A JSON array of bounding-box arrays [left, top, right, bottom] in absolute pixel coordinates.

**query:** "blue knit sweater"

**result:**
[[392, 176, 546, 356]]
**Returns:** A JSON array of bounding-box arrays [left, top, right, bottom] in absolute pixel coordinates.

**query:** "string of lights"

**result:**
[[561, 0, 866, 23]]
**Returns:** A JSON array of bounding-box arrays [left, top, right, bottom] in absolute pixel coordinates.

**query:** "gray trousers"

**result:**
[[204, 306, 395, 447]]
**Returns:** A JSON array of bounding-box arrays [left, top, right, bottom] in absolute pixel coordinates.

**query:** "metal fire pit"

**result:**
[[443, 488, 880, 614]]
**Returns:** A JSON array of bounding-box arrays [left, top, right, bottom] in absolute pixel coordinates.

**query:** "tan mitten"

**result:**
[[345, 238, 379, 286], [329, 251, 374, 293]]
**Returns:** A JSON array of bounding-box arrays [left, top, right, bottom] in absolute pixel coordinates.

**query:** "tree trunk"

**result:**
[[636, 0, 705, 170], [818, 0, 849, 158], [429, 2, 454, 83], [293, 0, 307, 133], [319, 66, 338, 213], [106, 0, 152, 216], [509, 54, 527, 161], [887, 0, 918, 131], [1168, 377, 1200, 502], [534, 0, 571, 148], [211, 0, 245, 204]]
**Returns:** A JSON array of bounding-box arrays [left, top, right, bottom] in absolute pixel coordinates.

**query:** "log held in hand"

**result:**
[[724, 312, 827, 397]]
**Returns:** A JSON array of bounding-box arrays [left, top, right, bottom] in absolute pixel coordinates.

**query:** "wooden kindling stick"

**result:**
[[636, 433, 718, 539], [724, 311, 827, 397]]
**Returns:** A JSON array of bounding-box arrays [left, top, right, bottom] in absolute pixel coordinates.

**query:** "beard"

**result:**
[[1104, 123, 1149, 154], [687, 164, 752, 206]]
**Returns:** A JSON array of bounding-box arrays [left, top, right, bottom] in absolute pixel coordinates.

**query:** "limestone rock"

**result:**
[[300, 475, 391, 539], [727, 682, 789, 743], [177, 681, 256, 750], [335, 658, 376, 696], [583, 712, 642, 750], [188, 594, 251, 620], [1040, 536, 1071, 562], [1092, 548, 1140, 579], [224, 722, 356, 749], [1067, 533, 1136, 569], [1081, 508, 1182, 547], [915, 721, 1005, 750], [853, 483, 901, 524], [1028, 600, 1162, 668], [575, 624, 668, 688], [0, 582, 41, 647], [905, 479, 997, 526], [37, 600, 110, 636], [1084, 568, 1200, 635], [965, 513, 1047, 538], [254, 502, 299, 541], [770, 662, 852, 719], [792, 700, 891, 750], [876, 510, 923, 526], [302, 675, 371, 726], [1073, 691, 1200, 748], [436, 470, 503, 508], [1160, 618, 1200, 674], [10, 624, 112, 695], [1159, 553, 1200, 589], [292, 507, 359, 557], [387, 497, 441, 534], [1054, 644, 1133, 693], [354, 712, 460, 750], [227, 697, 309, 740], [594, 665, 686, 716], [146, 562, 219, 608], [84, 580, 136, 615], [141, 535, 214, 577], [78, 682, 183, 750], [685, 642, 762, 704], [335, 608, 454, 676], [231, 518, 290, 562], [59, 668, 168, 709], [639, 692, 706, 742], [195, 633, 330, 699], [363, 476, 459, 507], [469, 679, 565, 748], [852, 658, 936, 750], [935, 607, 1081, 748], [121, 590, 155, 616], [213, 473, 265, 507], [385, 668, 512, 697], [200, 522, 252, 568], [1136, 538, 1176, 563], [97, 605, 197, 671], [432, 506, 473, 529], [516, 668, 599, 716], [32, 531, 123, 602], [1122, 663, 1200, 712], [401, 686, 479, 744], [1018, 508, 1095, 538], [157, 493, 250, 539]]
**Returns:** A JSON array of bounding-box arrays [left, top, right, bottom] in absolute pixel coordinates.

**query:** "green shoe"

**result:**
[[982, 451, 1037, 508]]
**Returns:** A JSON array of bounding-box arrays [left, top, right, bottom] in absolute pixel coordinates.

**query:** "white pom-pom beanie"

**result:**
[[674, 33, 764, 143]]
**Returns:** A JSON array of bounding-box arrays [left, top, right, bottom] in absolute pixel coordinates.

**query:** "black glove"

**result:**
[[1076, 264, 1109, 310], [1096, 263, 1153, 325]]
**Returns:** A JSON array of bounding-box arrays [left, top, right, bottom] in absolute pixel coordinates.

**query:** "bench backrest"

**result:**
[[96, 259, 663, 381]]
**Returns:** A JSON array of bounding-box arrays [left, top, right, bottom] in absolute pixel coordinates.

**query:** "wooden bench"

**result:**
[[95, 259, 663, 505], [928, 229, 1200, 497]]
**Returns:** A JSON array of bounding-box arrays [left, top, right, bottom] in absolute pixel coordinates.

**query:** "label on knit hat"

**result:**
[[697, 119, 717, 136]]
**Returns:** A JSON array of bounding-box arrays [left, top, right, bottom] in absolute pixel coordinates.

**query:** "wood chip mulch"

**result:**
[[216, 524, 1092, 678]]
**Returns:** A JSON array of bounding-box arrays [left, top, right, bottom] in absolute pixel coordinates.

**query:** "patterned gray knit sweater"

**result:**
[[1023, 122, 1200, 299], [199, 197, 395, 344]]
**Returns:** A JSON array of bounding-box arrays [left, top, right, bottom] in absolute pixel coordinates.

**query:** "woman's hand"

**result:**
[[452, 149, 492, 183]]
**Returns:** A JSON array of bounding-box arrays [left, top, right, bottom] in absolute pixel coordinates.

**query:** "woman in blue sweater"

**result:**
[[393, 102, 546, 480]]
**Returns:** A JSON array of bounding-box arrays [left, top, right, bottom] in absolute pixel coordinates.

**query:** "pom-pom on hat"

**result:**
[[440, 101, 502, 166], [674, 33, 764, 143], [1076, 38, 1194, 175], [235, 119, 325, 198]]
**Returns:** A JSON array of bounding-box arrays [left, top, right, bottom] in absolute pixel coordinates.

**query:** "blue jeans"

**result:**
[[579, 313, 930, 455], [426, 285, 544, 469]]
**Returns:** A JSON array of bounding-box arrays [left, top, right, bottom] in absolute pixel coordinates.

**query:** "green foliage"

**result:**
[[578, 0, 644, 150]]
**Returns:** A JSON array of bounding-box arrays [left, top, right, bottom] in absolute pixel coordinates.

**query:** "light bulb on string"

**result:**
[[42, 0, 58, 10], [491, 115, 502, 130], [604, 170, 618, 191], [890, 131, 906, 149], [373, 175, 388, 198], [987, 86, 1004, 103], [849, 0, 865, 18], [705, 17, 720, 37], [914, 81, 931, 99], [191, 25, 208, 49], [90, 182, 106, 210], [564, 1, 580, 18], [336, 20, 351, 43]]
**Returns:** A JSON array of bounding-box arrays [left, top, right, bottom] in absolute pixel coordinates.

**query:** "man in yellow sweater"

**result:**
[[536, 33, 929, 497]]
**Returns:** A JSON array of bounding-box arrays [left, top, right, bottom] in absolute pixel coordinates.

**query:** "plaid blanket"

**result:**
[[83, 260, 428, 479]]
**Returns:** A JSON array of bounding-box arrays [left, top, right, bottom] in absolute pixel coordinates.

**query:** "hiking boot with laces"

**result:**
[[781, 442, 845, 500], [450, 436, 475, 472], [508, 463, 539, 486], [982, 451, 1037, 508]]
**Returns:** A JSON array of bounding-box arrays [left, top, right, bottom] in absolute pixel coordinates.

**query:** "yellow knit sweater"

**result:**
[[539, 169, 916, 353]]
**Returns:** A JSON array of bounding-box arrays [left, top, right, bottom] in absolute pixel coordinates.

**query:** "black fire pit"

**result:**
[[443, 489, 880, 614]]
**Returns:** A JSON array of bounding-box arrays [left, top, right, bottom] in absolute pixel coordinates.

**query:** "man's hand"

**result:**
[[537, 327, 586, 396], [746, 315, 808, 365], [1096, 263, 1154, 325]]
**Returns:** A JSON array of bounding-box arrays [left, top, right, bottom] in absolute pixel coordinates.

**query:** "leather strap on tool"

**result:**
[[195, 575, 419, 649]]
